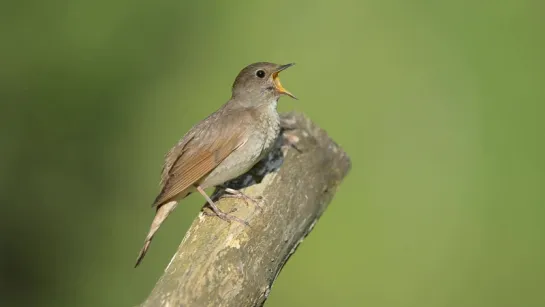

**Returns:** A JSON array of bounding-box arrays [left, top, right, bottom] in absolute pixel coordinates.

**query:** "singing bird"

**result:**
[[135, 62, 296, 267]]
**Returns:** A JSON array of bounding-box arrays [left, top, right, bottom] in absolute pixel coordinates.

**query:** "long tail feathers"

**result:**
[[134, 200, 178, 267], [134, 240, 152, 267]]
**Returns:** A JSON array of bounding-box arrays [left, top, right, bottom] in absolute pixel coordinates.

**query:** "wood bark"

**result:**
[[140, 112, 351, 307]]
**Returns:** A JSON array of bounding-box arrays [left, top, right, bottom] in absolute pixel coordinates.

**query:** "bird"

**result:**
[[134, 62, 296, 267]]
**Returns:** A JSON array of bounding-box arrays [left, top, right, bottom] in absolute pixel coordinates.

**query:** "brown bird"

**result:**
[[135, 62, 296, 267]]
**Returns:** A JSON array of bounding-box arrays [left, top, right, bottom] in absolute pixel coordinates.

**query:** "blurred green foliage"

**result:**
[[1, 0, 544, 306]]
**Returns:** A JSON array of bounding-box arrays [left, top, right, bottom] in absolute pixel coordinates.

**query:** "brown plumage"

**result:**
[[135, 62, 296, 267]]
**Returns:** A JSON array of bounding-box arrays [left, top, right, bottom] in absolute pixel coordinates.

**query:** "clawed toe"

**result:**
[[221, 188, 264, 212], [203, 207, 249, 227]]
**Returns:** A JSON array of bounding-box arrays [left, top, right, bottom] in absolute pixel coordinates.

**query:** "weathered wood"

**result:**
[[140, 112, 351, 307]]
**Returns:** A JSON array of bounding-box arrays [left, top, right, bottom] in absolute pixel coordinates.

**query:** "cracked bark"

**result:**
[[140, 112, 351, 307]]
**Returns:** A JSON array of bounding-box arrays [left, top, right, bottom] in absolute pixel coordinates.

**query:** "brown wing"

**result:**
[[159, 135, 194, 187], [152, 112, 248, 207]]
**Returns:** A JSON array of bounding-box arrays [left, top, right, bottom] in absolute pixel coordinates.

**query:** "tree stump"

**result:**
[[140, 112, 351, 307]]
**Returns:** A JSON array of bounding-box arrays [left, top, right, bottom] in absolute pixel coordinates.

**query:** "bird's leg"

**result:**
[[282, 132, 302, 153], [196, 185, 250, 227], [220, 187, 264, 212]]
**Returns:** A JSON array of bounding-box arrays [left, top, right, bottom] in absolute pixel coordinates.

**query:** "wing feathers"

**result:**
[[152, 130, 245, 207]]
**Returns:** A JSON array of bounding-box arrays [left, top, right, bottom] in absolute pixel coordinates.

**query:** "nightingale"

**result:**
[[135, 62, 296, 267]]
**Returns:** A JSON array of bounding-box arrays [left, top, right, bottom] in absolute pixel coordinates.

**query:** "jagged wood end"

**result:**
[[140, 112, 351, 307]]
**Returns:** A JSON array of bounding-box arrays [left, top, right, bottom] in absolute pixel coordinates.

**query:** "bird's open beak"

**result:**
[[272, 63, 297, 99]]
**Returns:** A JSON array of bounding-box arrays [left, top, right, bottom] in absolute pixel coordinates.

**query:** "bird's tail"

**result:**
[[134, 200, 178, 267]]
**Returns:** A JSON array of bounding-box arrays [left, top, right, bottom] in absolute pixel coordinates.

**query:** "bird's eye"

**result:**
[[256, 70, 266, 78]]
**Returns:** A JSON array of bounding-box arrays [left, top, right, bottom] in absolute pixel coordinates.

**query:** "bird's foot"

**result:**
[[196, 185, 249, 226], [202, 205, 250, 227], [220, 188, 264, 212], [282, 132, 302, 153]]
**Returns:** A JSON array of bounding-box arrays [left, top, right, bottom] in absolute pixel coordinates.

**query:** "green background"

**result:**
[[2, 0, 544, 306]]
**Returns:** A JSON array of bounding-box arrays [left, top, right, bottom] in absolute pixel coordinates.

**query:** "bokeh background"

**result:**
[[2, 0, 544, 306]]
